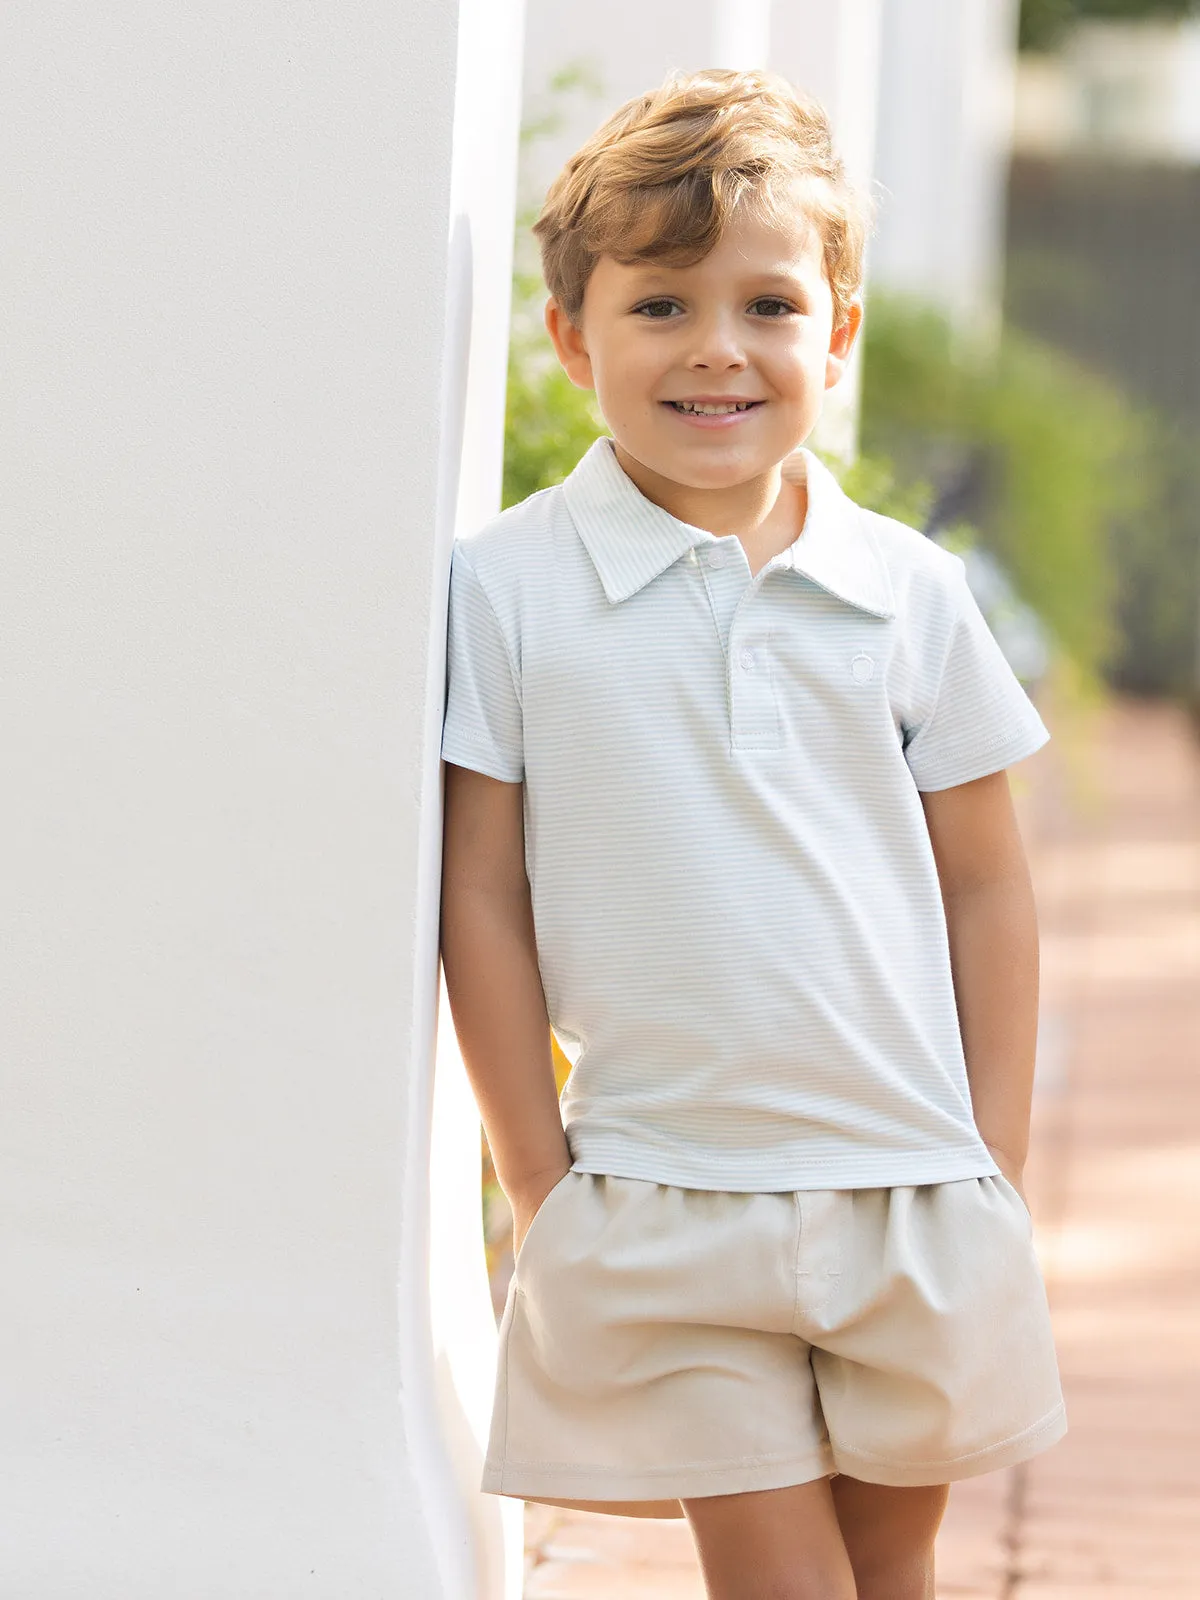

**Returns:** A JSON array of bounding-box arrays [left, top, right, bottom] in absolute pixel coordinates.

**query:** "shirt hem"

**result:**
[[440, 729, 523, 784], [565, 1141, 1001, 1193], [910, 724, 1049, 794]]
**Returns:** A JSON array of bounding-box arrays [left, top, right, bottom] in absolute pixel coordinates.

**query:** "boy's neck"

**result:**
[[612, 441, 809, 575]]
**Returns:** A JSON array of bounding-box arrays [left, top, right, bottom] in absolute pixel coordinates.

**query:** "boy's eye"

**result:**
[[633, 298, 681, 319], [749, 297, 797, 317]]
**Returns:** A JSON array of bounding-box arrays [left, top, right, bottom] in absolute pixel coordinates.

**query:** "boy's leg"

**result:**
[[682, 1479, 857, 1600], [831, 1475, 949, 1600]]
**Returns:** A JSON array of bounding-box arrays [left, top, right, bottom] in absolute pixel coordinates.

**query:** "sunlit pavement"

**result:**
[[523, 697, 1200, 1598]]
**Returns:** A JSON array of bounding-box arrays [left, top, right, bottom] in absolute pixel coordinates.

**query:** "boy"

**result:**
[[440, 68, 1064, 1600]]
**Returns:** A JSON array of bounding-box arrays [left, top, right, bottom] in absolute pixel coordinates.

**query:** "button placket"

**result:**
[[729, 587, 781, 751], [695, 541, 746, 674]]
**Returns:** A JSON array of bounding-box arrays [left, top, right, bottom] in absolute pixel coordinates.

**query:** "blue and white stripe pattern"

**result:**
[[442, 439, 1049, 1192]]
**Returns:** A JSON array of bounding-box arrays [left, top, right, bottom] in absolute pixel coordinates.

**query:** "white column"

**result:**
[[712, 0, 773, 69], [521, 0, 729, 201], [872, 0, 1022, 336], [0, 0, 522, 1593]]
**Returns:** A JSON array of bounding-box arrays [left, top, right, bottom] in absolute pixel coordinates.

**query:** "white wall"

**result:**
[[0, 0, 522, 1593]]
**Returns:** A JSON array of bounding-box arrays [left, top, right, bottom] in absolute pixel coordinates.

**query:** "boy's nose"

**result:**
[[686, 312, 748, 370]]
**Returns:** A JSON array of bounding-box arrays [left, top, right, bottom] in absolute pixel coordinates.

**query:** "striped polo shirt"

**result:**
[[442, 437, 1049, 1191]]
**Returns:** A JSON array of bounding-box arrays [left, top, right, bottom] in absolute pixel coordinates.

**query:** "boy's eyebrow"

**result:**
[[617, 264, 688, 285], [746, 270, 811, 294]]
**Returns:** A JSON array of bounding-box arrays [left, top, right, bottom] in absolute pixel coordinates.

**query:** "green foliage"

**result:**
[[503, 186, 605, 508], [858, 294, 1184, 688], [824, 451, 935, 529], [975, 334, 1131, 675], [502, 339, 605, 508], [503, 64, 608, 509], [1020, 0, 1198, 52]]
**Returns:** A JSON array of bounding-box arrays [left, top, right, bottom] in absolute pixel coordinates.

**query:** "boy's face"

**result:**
[[546, 191, 861, 498]]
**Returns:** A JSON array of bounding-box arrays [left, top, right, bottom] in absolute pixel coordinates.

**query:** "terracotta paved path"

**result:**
[[523, 698, 1200, 1598]]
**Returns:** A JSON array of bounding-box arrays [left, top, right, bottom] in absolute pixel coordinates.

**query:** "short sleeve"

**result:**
[[904, 565, 1049, 792], [441, 545, 524, 782]]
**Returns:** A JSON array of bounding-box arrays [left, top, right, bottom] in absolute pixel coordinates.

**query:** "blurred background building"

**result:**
[[1014, 17, 1200, 160], [1008, 12, 1200, 694]]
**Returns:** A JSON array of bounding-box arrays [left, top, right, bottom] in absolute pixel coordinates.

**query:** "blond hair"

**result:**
[[534, 68, 871, 330]]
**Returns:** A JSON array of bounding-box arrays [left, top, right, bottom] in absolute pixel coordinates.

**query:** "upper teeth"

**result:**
[[673, 401, 755, 414]]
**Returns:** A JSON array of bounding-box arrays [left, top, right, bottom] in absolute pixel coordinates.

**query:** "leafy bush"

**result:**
[[858, 295, 1177, 688], [502, 63, 608, 509], [502, 335, 604, 509]]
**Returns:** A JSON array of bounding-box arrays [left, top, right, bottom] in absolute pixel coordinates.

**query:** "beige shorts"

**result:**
[[483, 1171, 1065, 1511]]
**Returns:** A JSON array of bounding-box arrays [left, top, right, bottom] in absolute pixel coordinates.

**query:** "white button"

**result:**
[[739, 648, 756, 671], [703, 548, 725, 569]]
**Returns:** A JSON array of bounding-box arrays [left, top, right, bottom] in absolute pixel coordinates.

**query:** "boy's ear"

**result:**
[[544, 298, 596, 392], [825, 299, 864, 391]]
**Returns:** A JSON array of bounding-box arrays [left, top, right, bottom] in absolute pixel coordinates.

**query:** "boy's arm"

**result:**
[[440, 761, 573, 1248], [920, 769, 1040, 1197]]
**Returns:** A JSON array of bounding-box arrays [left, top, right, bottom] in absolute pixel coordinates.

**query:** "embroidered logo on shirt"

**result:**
[[850, 652, 875, 684]]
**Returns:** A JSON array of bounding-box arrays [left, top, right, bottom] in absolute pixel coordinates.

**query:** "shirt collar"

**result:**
[[563, 437, 896, 619]]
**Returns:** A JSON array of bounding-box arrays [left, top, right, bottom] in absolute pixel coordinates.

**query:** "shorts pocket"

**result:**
[[514, 1169, 578, 1277], [991, 1172, 1034, 1238]]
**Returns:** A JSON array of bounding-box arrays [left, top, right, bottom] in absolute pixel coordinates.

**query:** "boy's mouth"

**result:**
[[665, 399, 763, 415]]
